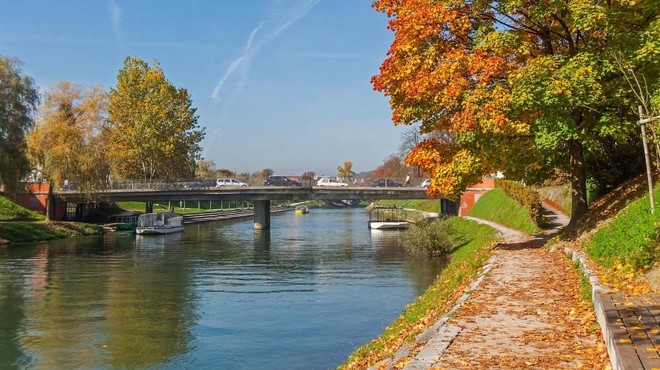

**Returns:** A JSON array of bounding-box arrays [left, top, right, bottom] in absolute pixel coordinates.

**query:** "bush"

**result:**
[[495, 179, 544, 226], [402, 218, 455, 256]]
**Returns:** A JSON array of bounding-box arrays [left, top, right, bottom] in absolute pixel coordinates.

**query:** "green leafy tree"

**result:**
[[0, 56, 39, 193], [27, 81, 110, 198], [107, 56, 205, 182], [373, 0, 658, 222]]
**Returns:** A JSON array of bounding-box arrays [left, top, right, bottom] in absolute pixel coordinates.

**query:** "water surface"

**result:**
[[0, 208, 447, 369]]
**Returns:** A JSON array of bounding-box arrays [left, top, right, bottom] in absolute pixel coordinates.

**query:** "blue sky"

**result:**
[[0, 0, 407, 177]]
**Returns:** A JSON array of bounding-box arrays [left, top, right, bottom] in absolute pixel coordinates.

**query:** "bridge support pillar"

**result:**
[[253, 200, 270, 230], [146, 201, 153, 213]]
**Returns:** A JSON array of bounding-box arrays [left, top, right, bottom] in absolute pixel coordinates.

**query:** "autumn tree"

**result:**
[[217, 168, 234, 177], [301, 171, 316, 181], [372, 154, 408, 179], [337, 161, 355, 182], [195, 160, 217, 179], [372, 0, 658, 222], [27, 81, 110, 197], [107, 56, 205, 182], [399, 126, 423, 178], [0, 56, 39, 193], [260, 168, 274, 178]]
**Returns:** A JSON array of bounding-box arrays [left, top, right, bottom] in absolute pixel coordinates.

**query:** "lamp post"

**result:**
[[638, 105, 660, 214]]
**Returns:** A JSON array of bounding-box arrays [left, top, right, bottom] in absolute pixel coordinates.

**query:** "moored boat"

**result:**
[[135, 212, 184, 235], [368, 206, 409, 229]]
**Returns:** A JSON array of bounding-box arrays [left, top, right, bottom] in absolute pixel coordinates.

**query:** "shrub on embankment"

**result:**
[[341, 217, 498, 369], [467, 187, 538, 234], [495, 179, 544, 227], [401, 218, 455, 256]]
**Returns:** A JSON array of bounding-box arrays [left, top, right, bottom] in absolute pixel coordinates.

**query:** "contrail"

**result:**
[[211, 0, 320, 102], [107, 0, 122, 41], [211, 22, 263, 100]]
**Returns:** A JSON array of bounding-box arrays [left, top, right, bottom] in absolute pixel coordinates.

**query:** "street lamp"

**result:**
[[638, 105, 660, 214]]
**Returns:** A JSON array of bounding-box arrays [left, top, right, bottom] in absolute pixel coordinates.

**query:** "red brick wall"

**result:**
[[9, 183, 50, 214], [459, 178, 496, 216]]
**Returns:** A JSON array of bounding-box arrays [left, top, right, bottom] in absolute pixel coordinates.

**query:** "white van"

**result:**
[[216, 178, 249, 187]]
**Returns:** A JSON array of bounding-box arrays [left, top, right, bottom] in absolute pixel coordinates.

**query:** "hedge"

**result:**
[[495, 179, 544, 227]]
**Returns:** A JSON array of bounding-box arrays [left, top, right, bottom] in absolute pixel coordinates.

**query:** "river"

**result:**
[[0, 208, 447, 369]]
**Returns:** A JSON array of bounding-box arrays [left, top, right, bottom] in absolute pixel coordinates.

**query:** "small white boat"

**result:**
[[135, 212, 184, 235], [368, 206, 409, 229]]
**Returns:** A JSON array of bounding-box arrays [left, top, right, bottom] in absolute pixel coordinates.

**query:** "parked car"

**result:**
[[421, 179, 431, 188], [185, 179, 215, 188], [264, 176, 302, 186], [316, 178, 348, 187], [371, 179, 402, 187], [216, 178, 249, 187]]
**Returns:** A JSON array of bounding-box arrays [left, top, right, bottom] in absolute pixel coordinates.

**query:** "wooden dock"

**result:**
[[598, 292, 660, 369]]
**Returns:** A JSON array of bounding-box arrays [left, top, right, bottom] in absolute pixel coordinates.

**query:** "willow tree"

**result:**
[[27, 81, 110, 197], [372, 0, 658, 222], [107, 56, 205, 182], [0, 56, 39, 193]]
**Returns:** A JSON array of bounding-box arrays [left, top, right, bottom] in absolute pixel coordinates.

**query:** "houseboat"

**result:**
[[135, 212, 184, 235]]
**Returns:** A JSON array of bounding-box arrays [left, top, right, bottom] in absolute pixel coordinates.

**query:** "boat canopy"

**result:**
[[368, 206, 407, 223], [137, 212, 183, 228]]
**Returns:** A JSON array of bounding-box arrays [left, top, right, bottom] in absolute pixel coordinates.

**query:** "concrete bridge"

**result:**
[[54, 186, 434, 230]]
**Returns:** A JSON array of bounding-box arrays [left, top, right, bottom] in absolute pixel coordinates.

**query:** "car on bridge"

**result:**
[[216, 178, 249, 187], [264, 176, 302, 186], [371, 179, 402, 188], [316, 178, 348, 187], [421, 179, 431, 188]]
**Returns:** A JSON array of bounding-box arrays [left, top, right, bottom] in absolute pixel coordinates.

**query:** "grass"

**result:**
[[374, 199, 441, 213], [0, 196, 45, 221], [340, 217, 498, 369], [467, 188, 538, 234], [115, 200, 255, 214], [0, 221, 103, 244], [583, 186, 660, 271]]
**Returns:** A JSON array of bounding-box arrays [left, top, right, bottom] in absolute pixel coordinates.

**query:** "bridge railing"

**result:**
[[58, 177, 429, 192]]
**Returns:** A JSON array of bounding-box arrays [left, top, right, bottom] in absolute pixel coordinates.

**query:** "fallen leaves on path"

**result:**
[[433, 245, 610, 369]]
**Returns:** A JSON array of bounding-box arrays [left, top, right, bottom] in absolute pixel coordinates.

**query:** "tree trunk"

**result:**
[[46, 182, 55, 221], [568, 139, 588, 224]]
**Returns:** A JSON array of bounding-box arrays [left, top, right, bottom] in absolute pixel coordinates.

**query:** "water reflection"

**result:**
[[0, 208, 448, 369]]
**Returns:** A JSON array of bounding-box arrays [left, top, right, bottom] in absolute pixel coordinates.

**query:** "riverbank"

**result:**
[[0, 200, 294, 245], [0, 221, 104, 245], [341, 216, 499, 368]]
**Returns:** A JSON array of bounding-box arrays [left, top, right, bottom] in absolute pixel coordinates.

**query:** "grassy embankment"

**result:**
[[0, 196, 102, 244], [341, 216, 498, 368], [466, 187, 538, 233], [373, 198, 443, 213], [570, 178, 660, 293]]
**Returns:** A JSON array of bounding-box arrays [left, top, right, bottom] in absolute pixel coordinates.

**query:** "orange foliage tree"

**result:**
[[372, 0, 658, 222]]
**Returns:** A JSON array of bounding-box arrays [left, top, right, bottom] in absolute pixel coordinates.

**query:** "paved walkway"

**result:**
[[368, 203, 660, 369], [386, 204, 610, 369]]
